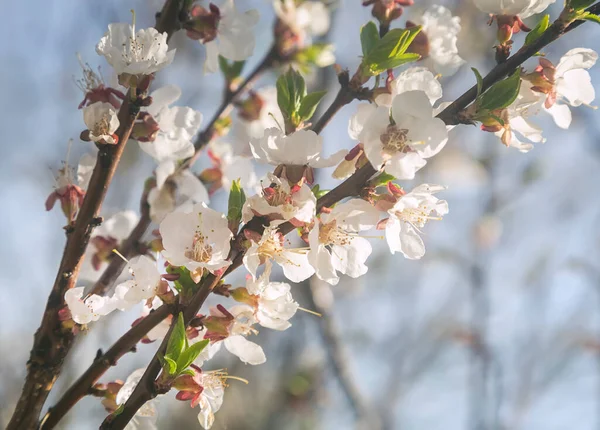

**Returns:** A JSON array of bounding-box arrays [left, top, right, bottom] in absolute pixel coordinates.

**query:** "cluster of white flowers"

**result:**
[[52, 1, 600, 428], [490, 48, 598, 151]]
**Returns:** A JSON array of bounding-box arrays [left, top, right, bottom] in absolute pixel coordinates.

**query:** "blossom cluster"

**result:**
[[41, 0, 600, 428]]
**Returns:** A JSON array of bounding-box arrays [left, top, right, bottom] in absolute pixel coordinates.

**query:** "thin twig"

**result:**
[[39, 305, 174, 429], [7, 94, 140, 430], [44, 6, 600, 427], [7, 1, 185, 427]]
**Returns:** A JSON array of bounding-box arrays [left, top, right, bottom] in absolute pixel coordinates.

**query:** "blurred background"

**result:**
[[2, 0, 600, 429]]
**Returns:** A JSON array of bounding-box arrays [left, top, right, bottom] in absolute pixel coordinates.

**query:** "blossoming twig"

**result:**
[[7, 94, 140, 430], [39, 304, 174, 429], [438, 2, 600, 125], [98, 8, 600, 425]]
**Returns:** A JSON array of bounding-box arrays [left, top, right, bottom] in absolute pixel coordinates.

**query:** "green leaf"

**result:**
[[163, 355, 178, 375], [298, 91, 327, 121], [179, 368, 196, 377], [218, 56, 245, 81], [478, 69, 522, 111], [583, 13, 600, 24], [227, 179, 246, 230], [525, 14, 549, 46], [276, 68, 306, 120], [360, 21, 380, 57], [167, 266, 197, 295], [165, 313, 187, 362], [311, 184, 329, 199], [369, 172, 396, 187], [471, 68, 484, 98], [569, 0, 596, 10], [276, 74, 292, 120], [361, 26, 422, 76], [176, 339, 210, 373]]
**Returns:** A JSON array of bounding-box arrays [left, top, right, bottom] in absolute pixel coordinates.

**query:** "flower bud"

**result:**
[[185, 4, 221, 42], [406, 21, 429, 59], [236, 91, 265, 122]]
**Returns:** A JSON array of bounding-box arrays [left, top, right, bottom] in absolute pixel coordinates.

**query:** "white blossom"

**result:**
[[96, 23, 175, 76], [374, 67, 443, 108], [242, 173, 316, 224], [160, 203, 232, 282], [274, 0, 330, 40], [116, 368, 159, 430], [196, 372, 225, 429], [356, 90, 448, 179], [235, 87, 284, 143], [496, 80, 546, 152], [250, 128, 346, 168], [473, 0, 556, 18], [112, 255, 162, 309], [207, 141, 258, 192], [385, 184, 448, 259], [545, 48, 598, 129], [415, 6, 465, 76], [243, 227, 315, 283], [83, 102, 119, 144], [221, 305, 267, 365], [64, 287, 115, 324], [244, 261, 298, 330], [139, 85, 203, 189], [204, 0, 259, 74], [147, 170, 210, 223], [308, 199, 380, 285]]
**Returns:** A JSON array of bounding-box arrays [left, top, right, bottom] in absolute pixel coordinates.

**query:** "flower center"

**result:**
[[319, 221, 353, 246], [187, 232, 213, 263], [185, 215, 214, 264], [264, 185, 292, 208], [380, 125, 410, 157], [92, 114, 112, 137], [395, 204, 442, 230]]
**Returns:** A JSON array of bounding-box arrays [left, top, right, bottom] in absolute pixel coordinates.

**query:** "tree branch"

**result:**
[[35, 5, 600, 427], [7, 94, 140, 430], [438, 5, 600, 124], [39, 305, 173, 429], [7, 1, 185, 426]]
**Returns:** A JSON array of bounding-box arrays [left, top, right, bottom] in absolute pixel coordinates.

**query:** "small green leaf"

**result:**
[[166, 313, 187, 362], [227, 179, 246, 231], [276, 74, 292, 119], [163, 355, 178, 375], [218, 56, 245, 81], [311, 184, 329, 199], [583, 13, 600, 24], [360, 21, 380, 57], [179, 368, 196, 377], [177, 339, 210, 373], [478, 69, 522, 111], [361, 26, 422, 76], [569, 0, 596, 10], [525, 14, 549, 46], [167, 266, 197, 295], [276, 68, 307, 121], [369, 172, 396, 187], [298, 91, 327, 121], [471, 67, 484, 98]]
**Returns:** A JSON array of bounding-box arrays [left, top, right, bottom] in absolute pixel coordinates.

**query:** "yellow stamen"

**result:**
[[298, 307, 322, 317], [112, 249, 129, 263]]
